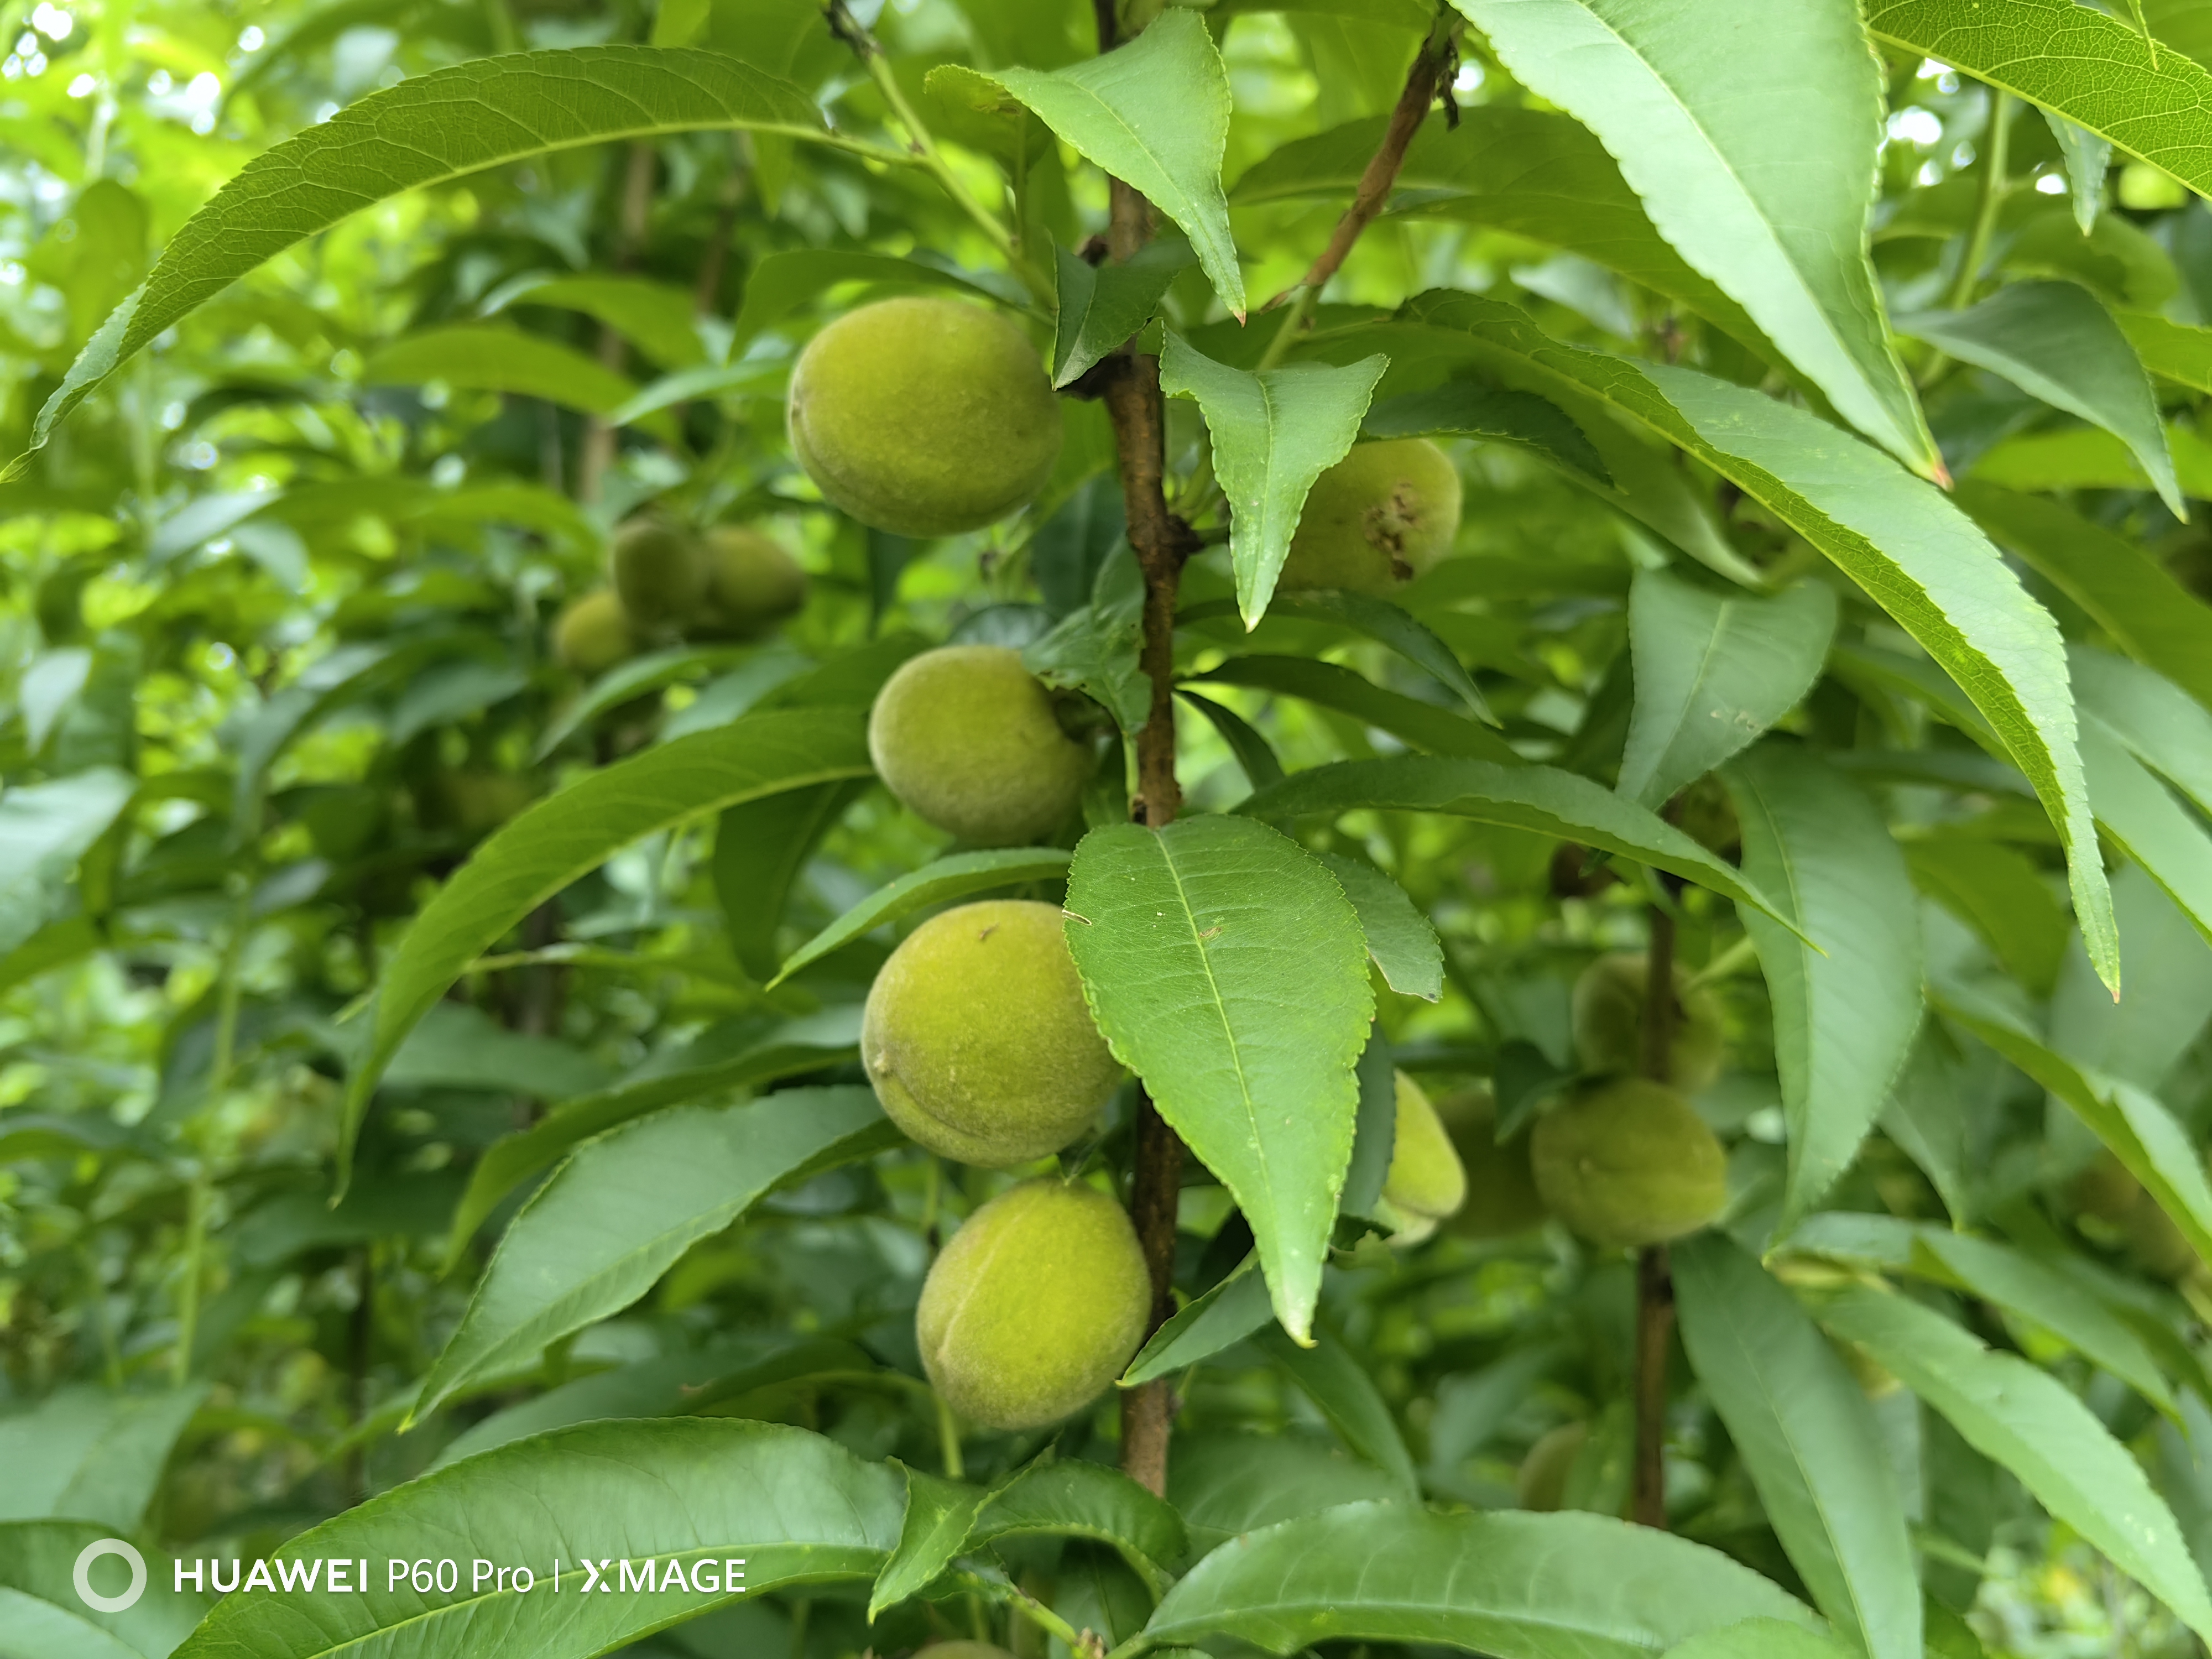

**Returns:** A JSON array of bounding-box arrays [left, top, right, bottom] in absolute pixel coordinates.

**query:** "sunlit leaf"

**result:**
[[1819, 1286, 2212, 1643], [1064, 816, 1373, 1343], [1724, 743, 1923, 1229], [22, 48, 832, 463], [415, 1087, 895, 1420], [1450, 0, 1937, 473], [1160, 333, 1388, 625]]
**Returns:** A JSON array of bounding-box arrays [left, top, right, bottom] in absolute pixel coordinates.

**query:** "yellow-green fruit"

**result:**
[[1276, 439, 1463, 595], [1530, 1077, 1728, 1250], [787, 297, 1063, 536], [1436, 1086, 1550, 1239], [609, 516, 706, 632], [917, 1647, 1019, 1659], [552, 589, 637, 675], [1516, 1421, 1589, 1512], [1571, 953, 1726, 1092], [863, 900, 1121, 1167], [697, 525, 807, 638], [917, 1179, 1150, 1431], [429, 770, 534, 836], [868, 645, 1093, 846], [1378, 1071, 1467, 1244]]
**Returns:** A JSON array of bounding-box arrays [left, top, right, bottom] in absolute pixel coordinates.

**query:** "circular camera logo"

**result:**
[[73, 1538, 147, 1613]]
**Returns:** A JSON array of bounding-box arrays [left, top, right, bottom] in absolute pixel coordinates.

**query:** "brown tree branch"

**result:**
[[1294, 18, 1453, 300], [1632, 900, 1678, 1529], [1092, 0, 1452, 1499]]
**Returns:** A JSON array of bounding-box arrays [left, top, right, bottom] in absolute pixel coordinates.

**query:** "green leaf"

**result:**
[[482, 272, 708, 371], [1619, 571, 1837, 809], [0, 1385, 208, 1531], [535, 644, 759, 762], [1904, 838, 2069, 994], [1866, 0, 2212, 201], [1168, 1434, 1410, 1558], [1897, 283, 2179, 518], [363, 326, 674, 439], [1159, 333, 1389, 625], [730, 249, 1011, 351], [1723, 744, 1923, 1229], [871, 1465, 982, 1618], [1185, 592, 1493, 721], [1449, 0, 1936, 473], [1932, 988, 2212, 1279], [771, 848, 1072, 989], [1255, 1326, 1418, 1495], [1054, 238, 1195, 389], [1192, 654, 1518, 763], [967, 1460, 1190, 1590], [342, 705, 874, 1188], [1786, 1212, 2177, 1412], [1360, 379, 1611, 486], [1818, 1286, 2212, 1643], [414, 1087, 894, 1421], [21, 48, 830, 463], [431, 1335, 866, 1468], [170, 1420, 902, 1659], [1120, 1257, 1273, 1386], [2082, 714, 2212, 948], [386, 1001, 616, 1101], [2115, 309, 2212, 396], [1063, 816, 1373, 1343], [1178, 690, 1288, 794], [0, 1519, 206, 1659], [2072, 645, 2212, 806], [716, 780, 871, 983], [1961, 486, 2212, 712], [0, 770, 134, 959], [1665, 1623, 1859, 1659], [1230, 107, 1771, 362], [444, 1009, 862, 1265], [1965, 420, 2212, 498], [1139, 1503, 1824, 1656], [1025, 552, 1151, 734], [1673, 1236, 1921, 1659], [1375, 291, 2116, 992], [1915, 1231, 2175, 1414], [980, 13, 1244, 317], [1315, 853, 1442, 1001], [2043, 112, 2113, 234], [1241, 755, 1805, 932]]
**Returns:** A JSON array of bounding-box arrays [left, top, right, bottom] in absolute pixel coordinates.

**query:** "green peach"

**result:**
[[917, 1178, 1151, 1431], [868, 645, 1093, 846], [916, 1647, 1020, 1659], [1570, 952, 1726, 1091], [1516, 1421, 1590, 1512], [1276, 439, 1463, 595], [788, 297, 1062, 536], [863, 900, 1122, 1167], [1530, 1077, 1727, 1250], [426, 770, 535, 837], [697, 525, 807, 639], [1435, 1085, 1550, 1239], [609, 515, 706, 633], [552, 588, 637, 675], [1377, 1071, 1467, 1244]]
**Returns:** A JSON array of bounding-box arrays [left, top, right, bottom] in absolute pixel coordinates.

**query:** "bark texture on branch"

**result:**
[[1290, 21, 1453, 302], [1089, 0, 1449, 1500]]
